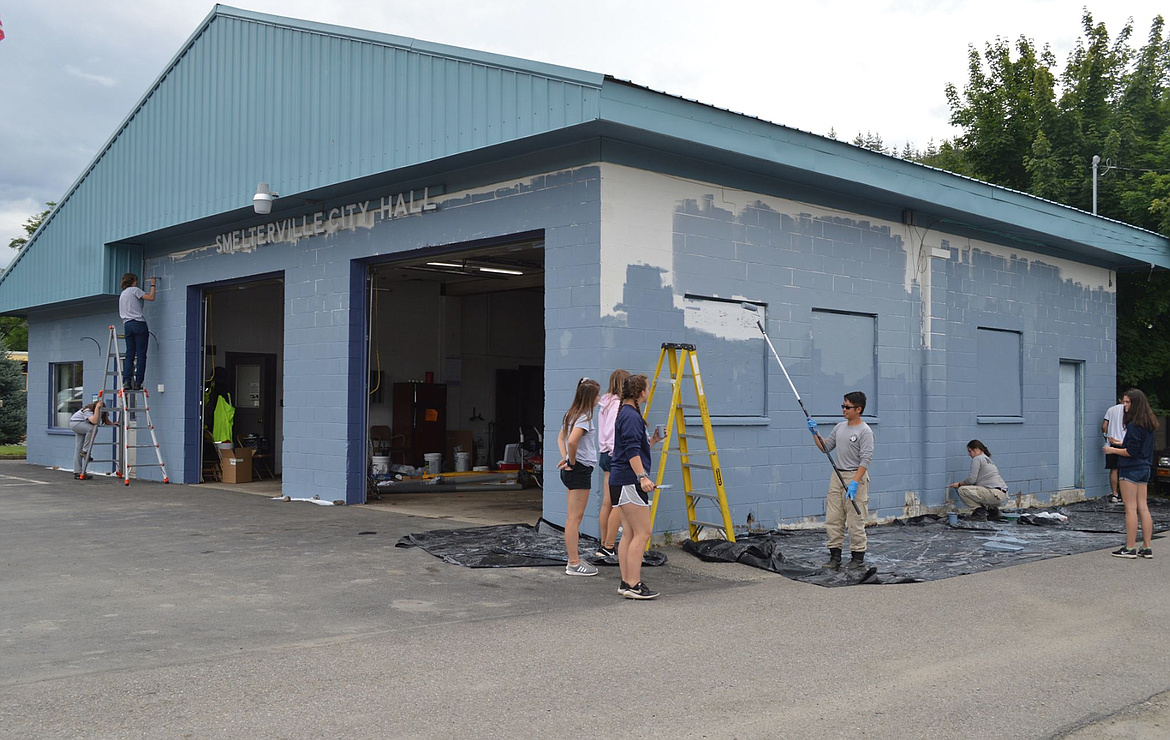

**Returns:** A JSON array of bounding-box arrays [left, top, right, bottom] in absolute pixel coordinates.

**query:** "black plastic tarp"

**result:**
[[683, 498, 1169, 587], [396, 518, 667, 568]]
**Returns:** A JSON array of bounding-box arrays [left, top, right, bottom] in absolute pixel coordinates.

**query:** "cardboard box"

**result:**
[[220, 447, 254, 483]]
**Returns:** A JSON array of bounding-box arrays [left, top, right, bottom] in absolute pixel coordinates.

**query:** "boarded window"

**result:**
[[977, 328, 1022, 417], [810, 310, 877, 417], [50, 361, 84, 429], [681, 296, 766, 417]]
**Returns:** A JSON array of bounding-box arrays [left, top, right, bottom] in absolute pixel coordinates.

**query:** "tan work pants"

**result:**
[[825, 470, 869, 552], [956, 485, 1007, 509]]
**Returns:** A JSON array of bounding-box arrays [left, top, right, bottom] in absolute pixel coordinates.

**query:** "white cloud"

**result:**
[[65, 65, 117, 87]]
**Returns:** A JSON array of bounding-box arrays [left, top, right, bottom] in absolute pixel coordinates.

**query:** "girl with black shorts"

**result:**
[[557, 377, 601, 576], [1103, 388, 1158, 559], [609, 374, 664, 599]]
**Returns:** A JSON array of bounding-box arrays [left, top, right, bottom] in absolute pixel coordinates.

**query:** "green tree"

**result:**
[[1, 202, 53, 353], [941, 11, 1170, 407], [0, 351, 26, 445]]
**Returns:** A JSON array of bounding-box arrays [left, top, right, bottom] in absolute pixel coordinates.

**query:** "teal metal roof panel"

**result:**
[[0, 6, 601, 313]]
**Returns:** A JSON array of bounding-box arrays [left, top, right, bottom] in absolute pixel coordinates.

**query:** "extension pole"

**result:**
[[741, 303, 861, 515]]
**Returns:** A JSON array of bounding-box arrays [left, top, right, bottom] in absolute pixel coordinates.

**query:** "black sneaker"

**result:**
[[596, 545, 616, 560], [624, 582, 659, 600], [1109, 495, 1122, 504], [617, 580, 632, 596], [1138, 547, 1153, 559], [122, 383, 133, 391], [1112, 546, 1138, 559], [132, 381, 143, 390]]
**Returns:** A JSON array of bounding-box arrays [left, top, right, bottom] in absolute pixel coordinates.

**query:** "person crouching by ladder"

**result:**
[[809, 391, 874, 571], [70, 400, 110, 480]]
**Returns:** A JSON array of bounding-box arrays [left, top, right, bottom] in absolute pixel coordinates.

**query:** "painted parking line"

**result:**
[[0, 474, 52, 485]]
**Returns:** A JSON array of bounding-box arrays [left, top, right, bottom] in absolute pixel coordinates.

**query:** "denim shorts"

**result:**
[[598, 451, 612, 473], [560, 464, 594, 491], [1120, 467, 1151, 484]]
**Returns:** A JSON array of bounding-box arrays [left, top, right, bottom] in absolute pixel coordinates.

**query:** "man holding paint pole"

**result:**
[[810, 392, 874, 571]]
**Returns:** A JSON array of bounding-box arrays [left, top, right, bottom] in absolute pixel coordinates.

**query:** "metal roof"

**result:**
[[2, 6, 1166, 314]]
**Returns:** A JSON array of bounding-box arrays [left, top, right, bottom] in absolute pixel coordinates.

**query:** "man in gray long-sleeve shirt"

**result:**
[[811, 391, 875, 570]]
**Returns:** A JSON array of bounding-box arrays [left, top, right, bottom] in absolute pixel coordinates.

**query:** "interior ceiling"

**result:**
[[372, 240, 544, 296]]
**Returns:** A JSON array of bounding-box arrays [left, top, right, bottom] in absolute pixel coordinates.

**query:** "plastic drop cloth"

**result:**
[[395, 518, 668, 569], [683, 498, 1169, 587]]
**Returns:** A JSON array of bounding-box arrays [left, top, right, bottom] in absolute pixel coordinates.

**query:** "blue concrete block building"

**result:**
[[3, 6, 1167, 535]]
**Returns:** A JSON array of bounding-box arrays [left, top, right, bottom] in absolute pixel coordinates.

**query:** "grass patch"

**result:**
[[0, 444, 27, 457]]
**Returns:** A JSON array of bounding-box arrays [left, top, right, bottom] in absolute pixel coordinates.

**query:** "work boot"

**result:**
[[846, 551, 866, 570], [823, 548, 842, 571], [987, 507, 1003, 521], [968, 507, 988, 521]]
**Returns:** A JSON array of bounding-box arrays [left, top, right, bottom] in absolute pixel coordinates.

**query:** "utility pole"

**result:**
[[1092, 155, 1100, 215]]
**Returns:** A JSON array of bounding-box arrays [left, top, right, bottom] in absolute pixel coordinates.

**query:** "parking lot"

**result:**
[[2, 461, 1168, 739]]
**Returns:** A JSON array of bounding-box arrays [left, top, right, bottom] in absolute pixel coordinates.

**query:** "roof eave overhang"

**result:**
[[597, 79, 1170, 270]]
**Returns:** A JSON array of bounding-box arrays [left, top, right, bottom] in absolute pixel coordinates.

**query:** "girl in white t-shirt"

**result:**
[[556, 377, 601, 576], [595, 368, 630, 559]]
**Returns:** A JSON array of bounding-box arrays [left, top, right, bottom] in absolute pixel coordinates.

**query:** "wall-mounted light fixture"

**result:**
[[253, 182, 279, 215]]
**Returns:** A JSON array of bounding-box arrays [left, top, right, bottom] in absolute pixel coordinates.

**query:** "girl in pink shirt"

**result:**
[[595, 369, 629, 559]]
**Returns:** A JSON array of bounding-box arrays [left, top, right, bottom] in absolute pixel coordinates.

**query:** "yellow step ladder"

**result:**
[[644, 343, 735, 542]]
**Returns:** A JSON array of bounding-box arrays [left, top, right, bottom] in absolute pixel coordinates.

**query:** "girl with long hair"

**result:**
[[595, 368, 630, 559], [1103, 388, 1158, 559], [948, 439, 1009, 521], [609, 374, 664, 599], [557, 377, 602, 576]]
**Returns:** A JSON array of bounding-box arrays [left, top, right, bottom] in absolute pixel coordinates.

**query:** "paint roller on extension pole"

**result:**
[[740, 302, 861, 515]]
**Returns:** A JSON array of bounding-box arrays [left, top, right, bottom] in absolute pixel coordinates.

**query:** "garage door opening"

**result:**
[[199, 276, 284, 488], [364, 238, 544, 522]]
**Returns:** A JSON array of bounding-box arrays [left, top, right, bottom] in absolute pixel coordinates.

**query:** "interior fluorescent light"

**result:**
[[427, 262, 464, 268], [477, 266, 523, 275]]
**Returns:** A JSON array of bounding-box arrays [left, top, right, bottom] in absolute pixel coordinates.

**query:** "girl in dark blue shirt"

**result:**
[[609, 374, 663, 599], [1103, 388, 1158, 559]]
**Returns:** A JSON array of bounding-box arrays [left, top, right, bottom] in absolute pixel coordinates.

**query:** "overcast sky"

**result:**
[[0, 0, 1164, 267]]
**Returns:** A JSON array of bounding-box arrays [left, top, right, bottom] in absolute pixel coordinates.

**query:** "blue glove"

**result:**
[[807, 418, 818, 435], [846, 481, 859, 501]]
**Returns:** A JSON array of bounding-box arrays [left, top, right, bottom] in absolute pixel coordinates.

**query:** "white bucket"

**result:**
[[454, 452, 471, 472], [371, 455, 391, 475], [424, 453, 442, 475]]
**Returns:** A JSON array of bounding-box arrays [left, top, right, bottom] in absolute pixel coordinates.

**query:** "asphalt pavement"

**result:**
[[1, 460, 1167, 740]]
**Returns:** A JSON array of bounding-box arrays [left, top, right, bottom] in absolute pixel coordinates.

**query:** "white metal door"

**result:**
[[1058, 362, 1081, 488]]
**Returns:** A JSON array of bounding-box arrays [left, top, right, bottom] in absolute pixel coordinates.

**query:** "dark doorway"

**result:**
[[494, 364, 543, 463], [225, 352, 278, 452]]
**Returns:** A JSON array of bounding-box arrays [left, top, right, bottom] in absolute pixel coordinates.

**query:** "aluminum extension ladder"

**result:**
[[643, 342, 735, 542], [87, 325, 169, 485]]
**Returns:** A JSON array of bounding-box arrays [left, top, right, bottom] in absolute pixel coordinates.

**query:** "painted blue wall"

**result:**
[[26, 165, 603, 502], [592, 165, 1114, 535]]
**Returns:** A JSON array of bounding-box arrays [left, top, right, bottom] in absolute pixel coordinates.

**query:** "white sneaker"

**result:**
[[565, 561, 599, 576]]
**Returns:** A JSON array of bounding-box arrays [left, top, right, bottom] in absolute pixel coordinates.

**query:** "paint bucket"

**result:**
[[455, 452, 471, 472], [947, 512, 959, 526], [424, 453, 442, 475], [371, 455, 390, 475]]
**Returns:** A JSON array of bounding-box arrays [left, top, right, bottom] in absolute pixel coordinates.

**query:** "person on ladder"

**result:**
[[119, 272, 156, 391]]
